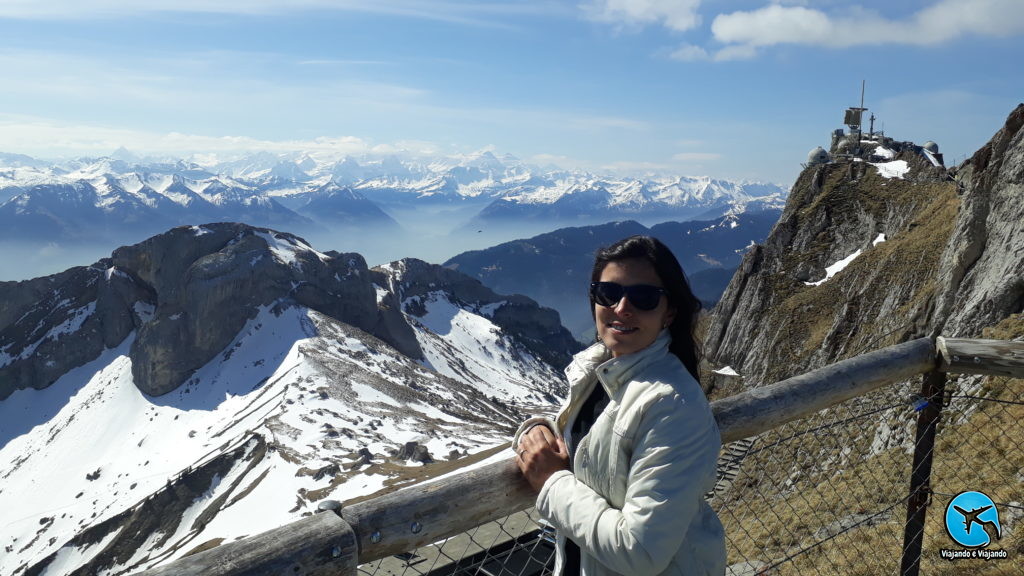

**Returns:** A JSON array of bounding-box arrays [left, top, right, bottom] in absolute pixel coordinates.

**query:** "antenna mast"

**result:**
[[858, 80, 866, 148]]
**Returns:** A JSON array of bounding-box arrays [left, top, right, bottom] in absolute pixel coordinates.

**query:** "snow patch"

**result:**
[[713, 366, 739, 377], [804, 250, 863, 287], [133, 301, 155, 323], [255, 230, 330, 270], [0, 302, 96, 368], [870, 160, 909, 179], [476, 301, 506, 318], [373, 284, 389, 305]]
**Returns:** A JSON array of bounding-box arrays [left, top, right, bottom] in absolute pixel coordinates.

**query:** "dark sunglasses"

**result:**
[[590, 282, 667, 311]]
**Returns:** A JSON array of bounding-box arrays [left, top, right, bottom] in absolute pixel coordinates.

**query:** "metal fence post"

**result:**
[[899, 370, 947, 576]]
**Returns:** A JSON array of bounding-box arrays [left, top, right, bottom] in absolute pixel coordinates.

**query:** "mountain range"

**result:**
[[0, 152, 786, 254]]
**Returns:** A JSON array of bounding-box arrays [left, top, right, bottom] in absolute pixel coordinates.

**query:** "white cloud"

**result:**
[[582, 0, 703, 32], [600, 160, 675, 174], [712, 44, 758, 61], [672, 152, 721, 161], [669, 43, 709, 61], [711, 0, 1024, 50], [653, 0, 1024, 63], [565, 115, 650, 132], [529, 153, 575, 165]]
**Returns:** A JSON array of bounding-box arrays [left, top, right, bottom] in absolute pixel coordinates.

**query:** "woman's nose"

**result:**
[[613, 296, 634, 315]]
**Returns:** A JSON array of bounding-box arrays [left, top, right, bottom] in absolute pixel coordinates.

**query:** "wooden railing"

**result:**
[[133, 336, 1024, 576]]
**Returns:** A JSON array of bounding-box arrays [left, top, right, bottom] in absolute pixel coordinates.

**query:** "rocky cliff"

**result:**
[[0, 223, 576, 399], [706, 104, 1024, 388], [372, 257, 579, 374]]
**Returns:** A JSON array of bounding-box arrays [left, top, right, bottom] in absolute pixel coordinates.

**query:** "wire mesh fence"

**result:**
[[356, 372, 1023, 576], [914, 373, 1024, 576], [357, 509, 554, 576], [712, 379, 921, 575]]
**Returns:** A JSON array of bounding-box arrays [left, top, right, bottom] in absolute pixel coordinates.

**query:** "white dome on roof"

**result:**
[[923, 141, 939, 153], [807, 146, 830, 165]]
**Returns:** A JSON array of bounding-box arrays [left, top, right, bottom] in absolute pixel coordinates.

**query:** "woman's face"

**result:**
[[595, 258, 675, 358]]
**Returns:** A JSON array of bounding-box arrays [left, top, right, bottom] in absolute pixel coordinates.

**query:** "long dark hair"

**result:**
[[590, 235, 702, 382]]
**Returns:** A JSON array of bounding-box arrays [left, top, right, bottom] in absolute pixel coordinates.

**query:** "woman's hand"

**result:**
[[515, 425, 570, 492]]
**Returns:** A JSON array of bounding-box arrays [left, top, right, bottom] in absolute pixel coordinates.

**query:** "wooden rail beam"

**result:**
[[937, 337, 1024, 378], [342, 458, 535, 564], [133, 510, 357, 576], [712, 337, 937, 444]]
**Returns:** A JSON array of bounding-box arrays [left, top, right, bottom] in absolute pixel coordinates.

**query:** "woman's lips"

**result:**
[[607, 323, 638, 334]]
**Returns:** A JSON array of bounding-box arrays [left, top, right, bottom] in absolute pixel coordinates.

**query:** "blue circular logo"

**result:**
[[945, 491, 1001, 548]]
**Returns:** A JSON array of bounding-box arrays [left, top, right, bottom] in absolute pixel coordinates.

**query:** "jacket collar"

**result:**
[[565, 330, 672, 399]]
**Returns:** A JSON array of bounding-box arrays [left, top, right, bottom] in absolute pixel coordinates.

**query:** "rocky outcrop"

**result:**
[[393, 441, 434, 464], [0, 263, 153, 400], [372, 258, 579, 369], [706, 106, 1023, 388], [115, 224, 383, 395], [0, 224, 407, 397]]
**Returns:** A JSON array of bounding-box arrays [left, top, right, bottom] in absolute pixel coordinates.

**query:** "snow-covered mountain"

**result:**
[[0, 151, 787, 248], [0, 223, 578, 575], [470, 174, 785, 228]]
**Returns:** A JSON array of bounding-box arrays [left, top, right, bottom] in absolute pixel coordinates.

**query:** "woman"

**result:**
[[513, 235, 725, 575]]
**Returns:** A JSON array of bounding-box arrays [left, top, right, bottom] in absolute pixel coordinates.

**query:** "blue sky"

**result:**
[[1, 0, 1022, 185]]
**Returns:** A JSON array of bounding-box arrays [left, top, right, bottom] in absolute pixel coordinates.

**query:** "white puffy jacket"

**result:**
[[513, 331, 725, 575]]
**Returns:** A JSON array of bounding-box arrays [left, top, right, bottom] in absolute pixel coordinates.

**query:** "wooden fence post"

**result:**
[[899, 370, 947, 576]]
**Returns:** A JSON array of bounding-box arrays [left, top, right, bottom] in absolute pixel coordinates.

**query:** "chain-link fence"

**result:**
[[357, 509, 553, 576], [356, 372, 1023, 576], [915, 373, 1024, 576]]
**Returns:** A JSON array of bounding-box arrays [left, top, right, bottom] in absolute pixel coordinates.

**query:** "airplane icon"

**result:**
[[953, 505, 1001, 542]]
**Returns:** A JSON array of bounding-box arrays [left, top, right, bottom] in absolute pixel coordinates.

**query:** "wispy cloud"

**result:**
[[298, 59, 392, 67], [0, 48, 430, 120], [0, 0, 565, 27], [0, 114, 454, 159], [672, 152, 721, 162], [565, 115, 650, 132], [581, 0, 703, 32], [669, 43, 709, 62]]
